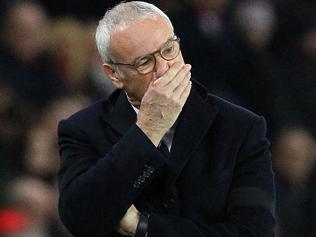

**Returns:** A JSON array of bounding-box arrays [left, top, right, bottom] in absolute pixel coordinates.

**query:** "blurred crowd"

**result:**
[[0, 0, 315, 236]]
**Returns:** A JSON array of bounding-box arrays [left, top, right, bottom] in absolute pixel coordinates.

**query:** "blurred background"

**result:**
[[0, 0, 315, 236]]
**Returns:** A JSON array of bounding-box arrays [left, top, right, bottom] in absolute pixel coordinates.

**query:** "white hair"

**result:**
[[95, 1, 173, 63]]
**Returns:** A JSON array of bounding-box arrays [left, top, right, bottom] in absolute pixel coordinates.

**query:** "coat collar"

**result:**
[[102, 90, 137, 135], [171, 81, 218, 157], [167, 81, 218, 185]]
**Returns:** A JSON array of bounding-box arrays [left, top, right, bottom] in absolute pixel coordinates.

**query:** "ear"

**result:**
[[103, 63, 124, 89]]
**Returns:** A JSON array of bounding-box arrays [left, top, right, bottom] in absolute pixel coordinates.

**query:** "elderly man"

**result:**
[[58, 1, 276, 237]]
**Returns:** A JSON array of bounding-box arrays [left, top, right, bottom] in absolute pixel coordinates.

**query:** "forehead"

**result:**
[[110, 16, 174, 61]]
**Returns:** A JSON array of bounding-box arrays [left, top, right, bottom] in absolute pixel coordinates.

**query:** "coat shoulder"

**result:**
[[207, 93, 261, 121], [204, 93, 267, 135], [193, 79, 261, 123], [60, 90, 120, 128]]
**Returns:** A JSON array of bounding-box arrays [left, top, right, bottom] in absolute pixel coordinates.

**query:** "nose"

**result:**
[[154, 53, 170, 78]]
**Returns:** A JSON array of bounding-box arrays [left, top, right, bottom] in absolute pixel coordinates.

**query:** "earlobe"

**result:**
[[103, 64, 124, 89]]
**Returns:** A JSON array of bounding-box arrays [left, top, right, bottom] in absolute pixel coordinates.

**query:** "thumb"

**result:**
[[152, 72, 161, 85]]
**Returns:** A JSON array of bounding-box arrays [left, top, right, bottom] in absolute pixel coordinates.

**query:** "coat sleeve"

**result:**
[[145, 116, 276, 237], [58, 119, 166, 237]]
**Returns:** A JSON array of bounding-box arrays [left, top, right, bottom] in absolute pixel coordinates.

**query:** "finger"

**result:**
[[172, 70, 191, 99], [165, 64, 191, 91], [152, 72, 158, 83], [153, 62, 184, 86], [147, 72, 158, 88], [179, 80, 192, 103]]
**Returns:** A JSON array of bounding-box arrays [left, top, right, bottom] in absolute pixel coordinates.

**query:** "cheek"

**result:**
[[137, 74, 153, 92], [124, 73, 153, 97]]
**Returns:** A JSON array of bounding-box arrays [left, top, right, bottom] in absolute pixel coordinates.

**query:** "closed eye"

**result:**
[[136, 56, 153, 67]]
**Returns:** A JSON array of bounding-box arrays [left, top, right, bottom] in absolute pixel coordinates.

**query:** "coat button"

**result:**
[[138, 176, 146, 183], [145, 165, 155, 173], [133, 181, 141, 188], [143, 171, 151, 178]]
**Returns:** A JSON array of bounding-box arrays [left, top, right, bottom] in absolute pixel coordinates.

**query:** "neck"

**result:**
[[126, 93, 141, 109]]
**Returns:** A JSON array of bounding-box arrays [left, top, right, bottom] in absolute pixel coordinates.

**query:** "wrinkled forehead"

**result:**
[[109, 16, 174, 62]]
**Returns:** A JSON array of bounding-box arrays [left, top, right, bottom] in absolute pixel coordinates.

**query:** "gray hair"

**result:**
[[95, 1, 173, 63]]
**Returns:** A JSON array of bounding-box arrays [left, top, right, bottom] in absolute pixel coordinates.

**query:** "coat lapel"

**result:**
[[102, 84, 218, 185], [168, 83, 218, 185], [102, 90, 137, 136]]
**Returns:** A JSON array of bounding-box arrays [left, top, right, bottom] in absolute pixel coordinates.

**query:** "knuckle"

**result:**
[[173, 99, 182, 108]]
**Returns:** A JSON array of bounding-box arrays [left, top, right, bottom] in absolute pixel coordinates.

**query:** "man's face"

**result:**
[[105, 16, 185, 107]]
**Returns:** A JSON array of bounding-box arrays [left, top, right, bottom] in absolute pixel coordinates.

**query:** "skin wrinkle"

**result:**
[[107, 16, 185, 108], [111, 18, 170, 63]]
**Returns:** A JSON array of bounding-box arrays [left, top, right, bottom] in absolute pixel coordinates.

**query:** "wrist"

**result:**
[[136, 121, 163, 146]]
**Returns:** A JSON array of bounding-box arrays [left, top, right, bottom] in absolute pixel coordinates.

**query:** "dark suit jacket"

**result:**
[[58, 81, 276, 237]]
